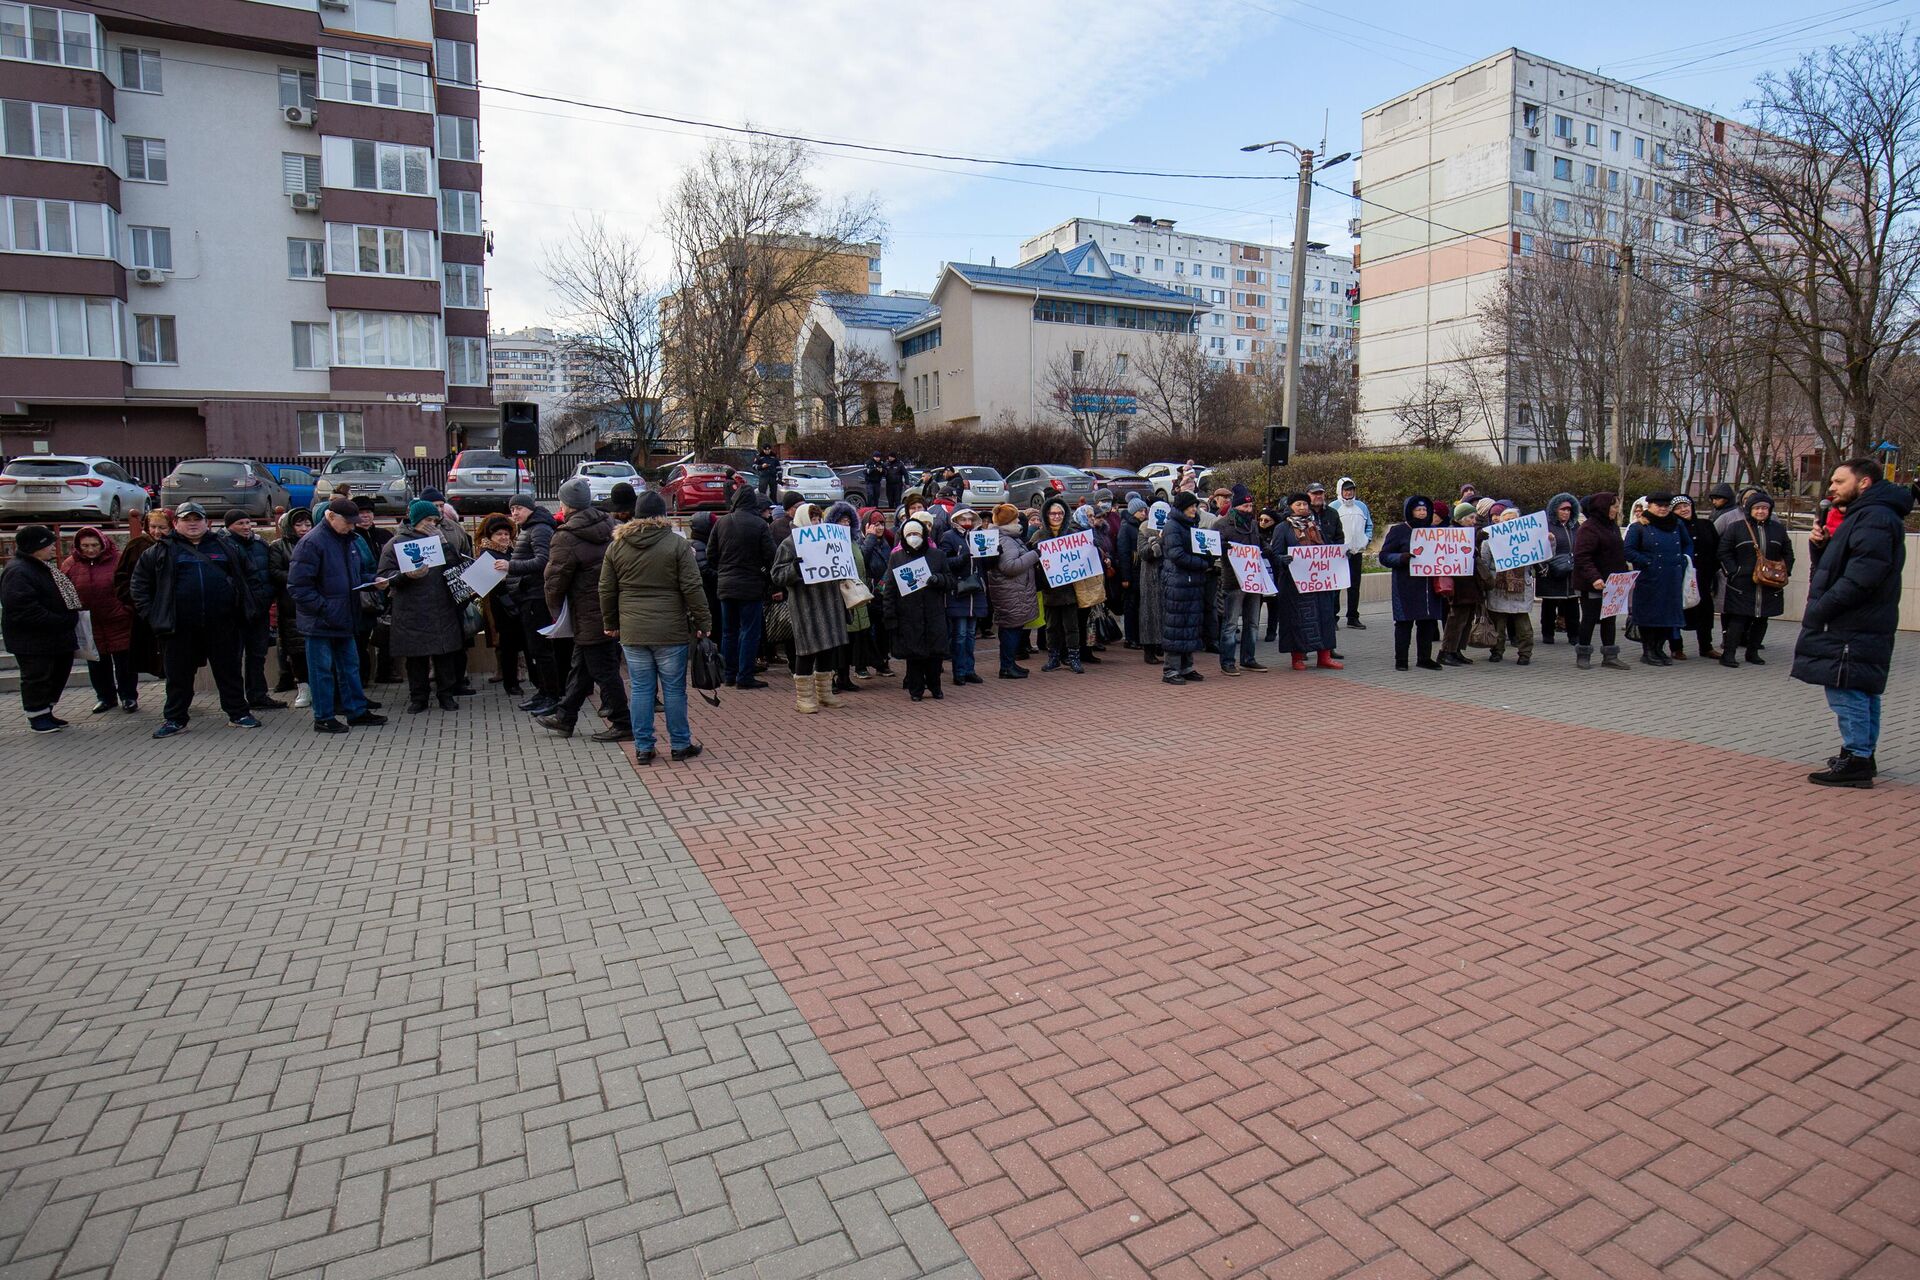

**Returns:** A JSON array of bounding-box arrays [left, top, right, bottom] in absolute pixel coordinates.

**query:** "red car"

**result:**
[[661, 463, 744, 513]]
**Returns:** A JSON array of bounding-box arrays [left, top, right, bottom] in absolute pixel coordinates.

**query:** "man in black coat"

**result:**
[[863, 452, 885, 505], [223, 509, 285, 710], [753, 445, 780, 497], [707, 484, 777, 689], [1796, 457, 1912, 787], [130, 502, 262, 737], [506, 494, 562, 713], [882, 452, 908, 510]]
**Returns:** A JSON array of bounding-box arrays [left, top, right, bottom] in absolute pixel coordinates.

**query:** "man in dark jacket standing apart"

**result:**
[[753, 444, 781, 498], [223, 509, 285, 711], [506, 494, 562, 714], [706, 484, 777, 689], [1796, 458, 1912, 787], [288, 497, 387, 733], [883, 451, 908, 510], [131, 502, 262, 738], [863, 451, 886, 507], [537, 477, 631, 742]]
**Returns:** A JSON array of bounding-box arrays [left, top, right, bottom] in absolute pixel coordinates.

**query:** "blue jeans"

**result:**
[[307, 634, 367, 722], [1825, 687, 1882, 757], [1218, 597, 1243, 670], [948, 616, 977, 679], [625, 643, 690, 752], [998, 626, 1023, 672], [719, 598, 763, 687]]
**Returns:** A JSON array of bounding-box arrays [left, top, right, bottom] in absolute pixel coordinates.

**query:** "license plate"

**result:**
[[25, 484, 58, 494], [475, 472, 504, 483]]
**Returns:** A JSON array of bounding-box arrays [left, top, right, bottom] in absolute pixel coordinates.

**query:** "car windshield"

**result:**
[[957, 467, 1002, 481], [325, 455, 401, 475], [173, 461, 248, 480], [580, 463, 632, 477], [457, 451, 511, 468], [4, 460, 87, 477], [785, 465, 834, 479]]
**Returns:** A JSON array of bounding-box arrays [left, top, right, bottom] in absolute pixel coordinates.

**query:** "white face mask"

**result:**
[[904, 533, 924, 548]]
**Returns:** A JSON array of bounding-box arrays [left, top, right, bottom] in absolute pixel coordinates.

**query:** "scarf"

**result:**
[[1285, 513, 1319, 542], [49, 564, 82, 611]]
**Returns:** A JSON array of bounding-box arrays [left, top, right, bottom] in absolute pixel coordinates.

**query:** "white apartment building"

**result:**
[[1020, 215, 1357, 373], [488, 325, 590, 404], [1356, 49, 1726, 461], [0, 0, 492, 461]]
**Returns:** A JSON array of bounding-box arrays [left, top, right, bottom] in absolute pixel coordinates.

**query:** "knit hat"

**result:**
[[14, 525, 54, 555], [636, 490, 667, 518], [223, 508, 252, 526], [1094, 488, 1115, 504], [1474, 496, 1495, 516], [508, 493, 537, 512], [326, 497, 358, 519], [1647, 490, 1675, 506], [418, 487, 446, 504], [406, 499, 440, 526], [1487, 500, 1513, 517], [1173, 491, 1201, 512], [609, 482, 636, 512], [1126, 495, 1146, 515], [1453, 502, 1478, 523], [1230, 483, 1253, 507], [1460, 483, 1477, 495], [1287, 491, 1310, 507], [992, 502, 1018, 526], [556, 476, 594, 510]]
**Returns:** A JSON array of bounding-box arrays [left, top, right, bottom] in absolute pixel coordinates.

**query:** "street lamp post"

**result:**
[[1242, 141, 1350, 449]]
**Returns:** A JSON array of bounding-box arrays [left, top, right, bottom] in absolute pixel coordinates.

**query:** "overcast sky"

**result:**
[[476, 0, 1919, 330]]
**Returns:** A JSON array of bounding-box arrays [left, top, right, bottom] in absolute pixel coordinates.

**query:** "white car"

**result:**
[[0, 455, 149, 521], [1138, 461, 1215, 501], [779, 461, 844, 505], [571, 460, 646, 506]]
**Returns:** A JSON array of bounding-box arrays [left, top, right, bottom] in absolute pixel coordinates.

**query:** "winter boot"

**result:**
[[1315, 649, 1344, 670], [1600, 646, 1630, 671], [292, 683, 311, 709], [814, 671, 843, 708], [1066, 651, 1084, 674], [793, 674, 819, 714], [1809, 753, 1875, 788], [1575, 645, 1592, 669]]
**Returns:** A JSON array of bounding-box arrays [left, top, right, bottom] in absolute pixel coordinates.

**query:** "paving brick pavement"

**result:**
[[0, 686, 975, 1280], [641, 628, 1920, 1278]]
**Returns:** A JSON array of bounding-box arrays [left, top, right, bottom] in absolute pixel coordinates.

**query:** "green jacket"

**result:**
[[599, 521, 712, 646]]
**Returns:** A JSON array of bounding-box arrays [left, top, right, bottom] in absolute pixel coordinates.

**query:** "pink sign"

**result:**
[[1599, 571, 1639, 619], [1287, 543, 1351, 593]]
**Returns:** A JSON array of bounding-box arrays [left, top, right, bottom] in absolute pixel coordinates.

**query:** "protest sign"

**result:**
[[391, 535, 446, 571], [1408, 527, 1474, 577], [891, 556, 932, 596], [966, 527, 1001, 559], [1486, 511, 1554, 571], [1287, 542, 1351, 593], [1190, 527, 1223, 556], [1226, 543, 1278, 595], [537, 601, 573, 639], [457, 555, 508, 599], [1037, 530, 1102, 587], [1600, 571, 1639, 620], [1149, 503, 1170, 530], [794, 522, 858, 583]]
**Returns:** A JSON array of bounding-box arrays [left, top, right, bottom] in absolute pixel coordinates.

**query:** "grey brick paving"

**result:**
[[1332, 606, 1918, 779], [0, 685, 974, 1279]]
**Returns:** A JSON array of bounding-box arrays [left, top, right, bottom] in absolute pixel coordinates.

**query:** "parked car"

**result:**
[[1004, 464, 1096, 508], [952, 466, 1008, 510], [779, 460, 844, 505], [834, 463, 874, 505], [445, 449, 533, 514], [311, 450, 414, 517], [0, 455, 149, 522], [1085, 467, 1155, 506], [572, 459, 645, 507], [1138, 461, 1216, 501], [159, 458, 290, 520], [263, 462, 317, 511], [660, 463, 741, 514]]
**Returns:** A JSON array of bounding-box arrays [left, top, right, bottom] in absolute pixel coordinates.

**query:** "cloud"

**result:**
[[476, 0, 1254, 328]]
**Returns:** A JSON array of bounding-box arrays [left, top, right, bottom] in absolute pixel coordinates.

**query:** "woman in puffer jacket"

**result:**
[[983, 503, 1038, 679]]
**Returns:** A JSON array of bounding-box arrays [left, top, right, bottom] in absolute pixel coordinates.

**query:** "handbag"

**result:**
[[689, 634, 724, 707], [1549, 551, 1574, 576], [1681, 556, 1701, 610], [1433, 574, 1455, 597], [74, 609, 98, 663], [1467, 608, 1499, 649], [838, 577, 874, 608], [764, 597, 793, 645], [1748, 521, 1789, 589], [1092, 605, 1122, 644], [954, 572, 984, 596]]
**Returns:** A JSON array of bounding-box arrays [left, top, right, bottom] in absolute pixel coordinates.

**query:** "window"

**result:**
[[282, 152, 322, 195], [0, 196, 113, 257], [322, 136, 432, 195], [900, 327, 940, 357], [1654, 142, 1666, 165], [1209, 288, 1225, 303], [1610, 129, 1621, 151], [1552, 156, 1571, 181], [1553, 114, 1573, 139], [1607, 168, 1620, 193], [1585, 123, 1598, 146], [434, 37, 475, 86], [298, 411, 362, 454], [1550, 198, 1569, 221], [278, 67, 315, 111], [436, 114, 477, 161], [0, 292, 122, 357], [443, 262, 483, 307], [1, 100, 107, 163], [1518, 233, 1534, 256], [1583, 164, 1597, 187], [434, 0, 475, 9], [134, 314, 176, 364], [1521, 148, 1535, 172], [1, 5, 101, 68], [1633, 176, 1645, 198], [1634, 136, 1645, 158], [124, 136, 167, 182], [128, 225, 171, 270], [332, 310, 440, 368], [119, 46, 160, 93], [354, 0, 396, 36], [447, 336, 486, 385], [326, 223, 435, 279], [1153, 258, 1164, 271], [440, 188, 480, 234], [287, 238, 325, 278], [1519, 190, 1535, 214], [1113, 353, 1127, 375], [1174, 262, 1184, 275], [1521, 104, 1539, 128], [317, 49, 431, 112], [1210, 265, 1224, 279]]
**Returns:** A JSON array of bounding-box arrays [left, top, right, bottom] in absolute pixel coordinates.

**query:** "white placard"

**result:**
[[390, 535, 446, 571], [794, 523, 858, 583], [537, 601, 572, 638], [1037, 531, 1103, 587], [891, 556, 932, 596], [1408, 527, 1475, 577], [1190, 527, 1223, 556], [1287, 543, 1351, 593], [1600, 571, 1639, 620], [1485, 511, 1554, 571], [966, 528, 1001, 559], [458, 555, 509, 599], [1226, 543, 1278, 595]]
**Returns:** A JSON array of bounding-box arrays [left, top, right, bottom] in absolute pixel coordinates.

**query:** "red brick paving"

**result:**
[[639, 661, 1920, 1278]]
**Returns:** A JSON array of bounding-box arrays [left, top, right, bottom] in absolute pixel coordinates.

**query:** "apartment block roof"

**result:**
[[944, 242, 1208, 309]]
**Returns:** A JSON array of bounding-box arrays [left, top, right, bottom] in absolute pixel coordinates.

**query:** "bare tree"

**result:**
[[660, 135, 885, 455], [543, 218, 664, 458], [1697, 32, 1920, 456], [1042, 342, 1134, 464], [1130, 332, 1215, 441], [828, 346, 893, 429], [1392, 374, 1471, 450]]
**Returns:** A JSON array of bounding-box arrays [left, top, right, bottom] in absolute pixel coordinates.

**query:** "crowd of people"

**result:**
[[1, 458, 1907, 787]]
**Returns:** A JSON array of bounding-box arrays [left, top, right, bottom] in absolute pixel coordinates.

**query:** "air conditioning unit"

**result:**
[[318, 0, 349, 10], [1526, 126, 1540, 138], [284, 105, 315, 128], [1347, 217, 1362, 238], [290, 191, 321, 213], [133, 267, 168, 286]]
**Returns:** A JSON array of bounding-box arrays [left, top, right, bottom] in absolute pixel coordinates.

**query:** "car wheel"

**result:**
[[109, 496, 122, 519]]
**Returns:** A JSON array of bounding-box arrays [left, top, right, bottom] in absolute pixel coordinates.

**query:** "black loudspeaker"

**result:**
[[500, 401, 539, 457], [1263, 424, 1292, 468]]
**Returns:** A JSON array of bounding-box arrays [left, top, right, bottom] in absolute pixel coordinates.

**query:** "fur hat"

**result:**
[[556, 476, 594, 510], [478, 513, 514, 541], [992, 502, 1019, 526]]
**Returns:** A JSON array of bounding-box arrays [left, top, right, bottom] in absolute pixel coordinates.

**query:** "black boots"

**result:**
[[1809, 754, 1875, 788]]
